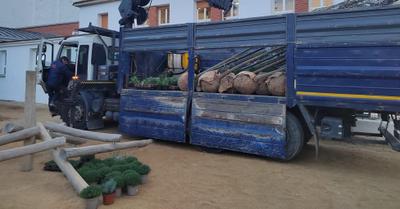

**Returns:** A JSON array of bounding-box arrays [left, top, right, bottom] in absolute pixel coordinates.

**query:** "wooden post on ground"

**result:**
[[60, 139, 153, 159], [38, 123, 89, 193], [0, 137, 66, 162], [21, 71, 36, 171]]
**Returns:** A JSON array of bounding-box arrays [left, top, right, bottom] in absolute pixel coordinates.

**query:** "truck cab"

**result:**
[[37, 26, 120, 130]]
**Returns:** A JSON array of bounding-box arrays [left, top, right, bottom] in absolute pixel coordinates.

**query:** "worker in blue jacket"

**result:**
[[46, 56, 73, 113]]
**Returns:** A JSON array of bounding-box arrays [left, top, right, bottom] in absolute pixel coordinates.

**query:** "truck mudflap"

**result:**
[[190, 93, 287, 159], [119, 89, 187, 142]]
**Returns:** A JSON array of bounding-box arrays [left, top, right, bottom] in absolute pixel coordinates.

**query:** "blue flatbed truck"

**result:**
[[37, 5, 400, 161]]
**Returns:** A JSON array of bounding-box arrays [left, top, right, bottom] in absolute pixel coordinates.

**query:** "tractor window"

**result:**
[[92, 43, 107, 66], [77, 45, 89, 79], [59, 44, 78, 64]]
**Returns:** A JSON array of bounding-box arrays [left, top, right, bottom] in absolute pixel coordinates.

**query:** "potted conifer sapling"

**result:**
[[79, 185, 102, 209], [136, 164, 151, 184], [123, 170, 141, 196], [108, 174, 125, 197], [102, 179, 117, 205]]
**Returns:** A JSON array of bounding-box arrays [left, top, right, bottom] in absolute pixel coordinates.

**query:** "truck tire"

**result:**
[[285, 112, 304, 161], [70, 95, 88, 130]]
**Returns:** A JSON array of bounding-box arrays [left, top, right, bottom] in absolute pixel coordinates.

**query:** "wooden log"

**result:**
[[50, 132, 88, 145], [0, 127, 40, 146], [60, 140, 153, 159], [44, 121, 121, 142], [38, 123, 89, 193], [21, 71, 37, 171], [0, 137, 66, 162], [2, 122, 24, 134]]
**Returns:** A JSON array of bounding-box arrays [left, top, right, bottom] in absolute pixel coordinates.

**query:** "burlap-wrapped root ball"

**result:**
[[178, 71, 189, 91], [218, 73, 236, 93], [198, 70, 221, 93], [266, 71, 286, 96], [255, 76, 270, 95], [233, 71, 257, 95]]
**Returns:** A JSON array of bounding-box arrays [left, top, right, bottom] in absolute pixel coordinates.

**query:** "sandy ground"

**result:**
[[0, 101, 399, 209]]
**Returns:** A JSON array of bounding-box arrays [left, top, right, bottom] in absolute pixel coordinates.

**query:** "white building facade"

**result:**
[[75, 0, 345, 31], [0, 0, 346, 104]]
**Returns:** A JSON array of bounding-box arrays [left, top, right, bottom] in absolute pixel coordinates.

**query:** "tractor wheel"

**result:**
[[69, 95, 88, 130], [285, 112, 304, 161]]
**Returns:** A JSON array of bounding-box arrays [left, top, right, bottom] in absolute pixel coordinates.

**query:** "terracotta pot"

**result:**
[[102, 192, 116, 205], [115, 187, 122, 197], [126, 185, 139, 196], [141, 175, 148, 184], [85, 197, 99, 209]]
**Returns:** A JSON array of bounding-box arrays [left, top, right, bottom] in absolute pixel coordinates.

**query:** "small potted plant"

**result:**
[[136, 164, 151, 184], [105, 174, 125, 198], [123, 170, 141, 196], [79, 185, 102, 209], [101, 179, 117, 205]]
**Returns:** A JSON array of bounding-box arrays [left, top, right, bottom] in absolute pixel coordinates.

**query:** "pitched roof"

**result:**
[[0, 27, 56, 43]]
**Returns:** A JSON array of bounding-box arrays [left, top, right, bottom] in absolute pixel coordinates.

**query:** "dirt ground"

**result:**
[[0, 101, 399, 209]]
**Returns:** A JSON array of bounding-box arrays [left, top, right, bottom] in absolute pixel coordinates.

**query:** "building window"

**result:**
[[197, 1, 211, 22], [99, 13, 108, 29], [158, 6, 170, 25], [0, 50, 6, 77], [309, 0, 333, 11], [224, 0, 239, 19], [274, 0, 294, 13]]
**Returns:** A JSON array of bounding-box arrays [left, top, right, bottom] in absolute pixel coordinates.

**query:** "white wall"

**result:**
[[79, 1, 121, 31], [0, 40, 61, 104], [239, 0, 274, 18], [77, 0, 277, 31], [0, 0, 79, 28]]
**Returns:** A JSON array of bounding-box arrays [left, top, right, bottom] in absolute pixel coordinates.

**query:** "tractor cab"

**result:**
[[36, 25, 120, 130]]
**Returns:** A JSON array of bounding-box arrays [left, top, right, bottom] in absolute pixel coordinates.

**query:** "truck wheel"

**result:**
[[70, 95, 88, 130], [285, 112, 304, 161]]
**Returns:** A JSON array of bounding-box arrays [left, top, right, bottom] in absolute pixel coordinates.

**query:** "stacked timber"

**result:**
[[195, 47, 287, 96], [0, 121, 152, 195]]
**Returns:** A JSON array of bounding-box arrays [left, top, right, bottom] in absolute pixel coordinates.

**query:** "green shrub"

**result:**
[[123, 170, 141, 186], [112, 175, 125, 188], [98, 166, 112, 179], [101, 179, 117, 194], [105, 171, 122, 179], [103, 158, 116, 167], [111, 164, 130, 172], [136, 164, 151, 175], [80, 169, 101, 184], [79, 185, 102, 199], [69, 160, 81, 169], [130, 75, 141, 85], [84, 160, 105, 169], [104, 171, 125, 188], [124, 156, 138, 163]]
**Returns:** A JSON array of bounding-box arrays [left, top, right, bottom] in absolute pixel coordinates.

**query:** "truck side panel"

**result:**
[[119, 90, 187, 142], [295, 7, 400, 112], [190, 93, 287, 159], [295, 45, 400, 112]]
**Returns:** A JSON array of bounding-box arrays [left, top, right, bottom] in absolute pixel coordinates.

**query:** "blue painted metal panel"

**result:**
[[190, 93, 287, 159], [296, 7, 400, 45], [295, 45, 400, 112], [195, 15, 287, 49], [121, 24, 189, 52], [119, 89, 187, 142]]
